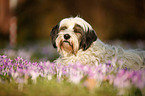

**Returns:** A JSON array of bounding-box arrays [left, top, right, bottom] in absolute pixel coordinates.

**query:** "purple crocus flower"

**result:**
[[0, 54, 144, 94]]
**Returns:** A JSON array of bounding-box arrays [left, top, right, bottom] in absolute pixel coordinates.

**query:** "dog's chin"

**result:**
[[60, 41, 73, 54]]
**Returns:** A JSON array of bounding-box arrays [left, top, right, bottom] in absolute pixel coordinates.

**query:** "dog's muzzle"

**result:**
[[61, 40, 72, 47]]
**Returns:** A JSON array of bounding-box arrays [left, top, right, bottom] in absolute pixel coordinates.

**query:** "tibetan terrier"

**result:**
[[50, 16, 145, 70]]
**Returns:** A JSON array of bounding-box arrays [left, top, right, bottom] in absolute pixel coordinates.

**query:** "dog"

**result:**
[[50, 16, 145, 70]]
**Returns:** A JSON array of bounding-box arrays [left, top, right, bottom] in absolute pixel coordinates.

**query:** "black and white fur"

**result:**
[[50, 16, 145, 70]]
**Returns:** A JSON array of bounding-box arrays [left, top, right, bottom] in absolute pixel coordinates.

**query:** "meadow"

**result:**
[[0, 40, 145, 96]]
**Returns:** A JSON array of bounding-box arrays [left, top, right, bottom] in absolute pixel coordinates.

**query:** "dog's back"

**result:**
[[123, 49, 145, 69]]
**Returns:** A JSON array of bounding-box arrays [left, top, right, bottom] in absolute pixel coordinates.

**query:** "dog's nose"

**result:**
[[64, 34, 70, 40]]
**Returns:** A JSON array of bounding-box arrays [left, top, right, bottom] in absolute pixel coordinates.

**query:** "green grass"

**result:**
[[0, 78, 118, 96]]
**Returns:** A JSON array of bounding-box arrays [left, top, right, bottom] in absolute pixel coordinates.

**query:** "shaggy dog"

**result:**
[[50, 17, 145, 70]]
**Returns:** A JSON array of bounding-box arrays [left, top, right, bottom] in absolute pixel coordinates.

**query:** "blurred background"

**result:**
[[0, 0, 145, 61], [0, 0, 145, 44]]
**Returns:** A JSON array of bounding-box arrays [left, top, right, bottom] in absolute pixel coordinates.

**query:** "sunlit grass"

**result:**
[[0, 78, 117, 96]]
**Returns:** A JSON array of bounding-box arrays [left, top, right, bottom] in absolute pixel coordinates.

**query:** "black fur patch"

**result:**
[[80, 28, 97, 50], [50, 23, 59, 48]]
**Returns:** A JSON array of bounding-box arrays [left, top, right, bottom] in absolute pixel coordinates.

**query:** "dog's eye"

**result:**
[[74, 29, 82, 34], [60, 26, 67, 30]]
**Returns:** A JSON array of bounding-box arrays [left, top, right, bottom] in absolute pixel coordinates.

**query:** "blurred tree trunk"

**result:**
[[0, 0, 10, 34], [0, 0, 18, 46]]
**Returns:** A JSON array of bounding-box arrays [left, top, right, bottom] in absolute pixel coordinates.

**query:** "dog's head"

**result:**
[[50, 17, 97, 56]]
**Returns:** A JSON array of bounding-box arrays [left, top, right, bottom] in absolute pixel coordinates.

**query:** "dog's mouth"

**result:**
[[60, 40, 74, 54], [62, 41, 72, 46]]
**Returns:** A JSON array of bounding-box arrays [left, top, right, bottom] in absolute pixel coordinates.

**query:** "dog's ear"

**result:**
[[50, 23, 59, 48], [80, 28, 97, 50]]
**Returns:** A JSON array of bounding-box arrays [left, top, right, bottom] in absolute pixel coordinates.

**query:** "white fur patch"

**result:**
[[60, 16, 93, 32]]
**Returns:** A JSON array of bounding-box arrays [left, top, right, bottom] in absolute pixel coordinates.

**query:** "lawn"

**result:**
[[0, 40, 145, 96]]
